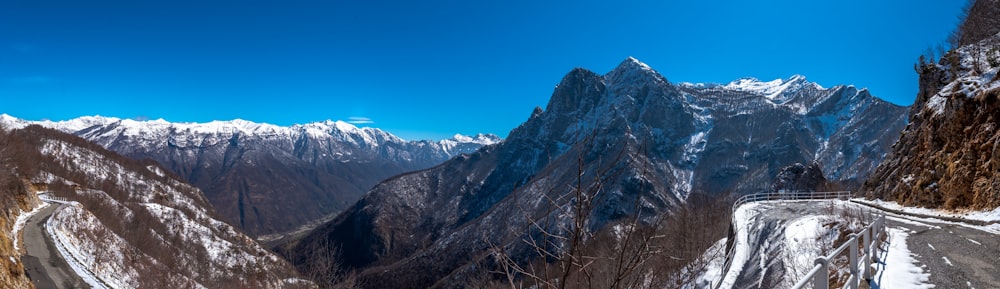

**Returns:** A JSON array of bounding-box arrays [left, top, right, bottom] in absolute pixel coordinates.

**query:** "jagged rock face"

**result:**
[[681, 74, 907, 192], [0, 116, 499, 236], [863, 33, 1000, 210], [771, 162, 828, 192], [280, 58, 908, 289]]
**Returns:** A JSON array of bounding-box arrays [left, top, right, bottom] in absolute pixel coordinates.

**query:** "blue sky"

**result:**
[[1, 0, 965, 140]]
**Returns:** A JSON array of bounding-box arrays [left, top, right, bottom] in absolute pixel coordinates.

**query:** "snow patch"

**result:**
[[926, 95, 947, 115], [47, 204, 114, 289], [874, 227, 933, 289], [693, 238, 727, 287], [722, 75, 812, 107], [12, 200, 48, 252], [717, 202, 762, 288], [858, 198, 1000, 223]]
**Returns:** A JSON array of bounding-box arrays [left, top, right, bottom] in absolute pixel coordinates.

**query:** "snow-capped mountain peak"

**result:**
[[725, 75, 800, 95], [622, 56, 654, 72], [605, 57, 669, 86], [444, 133, 501, 146], [722, 74, 822, 105]]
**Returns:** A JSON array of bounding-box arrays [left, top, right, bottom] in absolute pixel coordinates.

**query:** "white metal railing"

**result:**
[[715, 191, 884, 289], [730, 191, 853, 213], [39, 193, 70, 204], [790, 214, 885, 289]]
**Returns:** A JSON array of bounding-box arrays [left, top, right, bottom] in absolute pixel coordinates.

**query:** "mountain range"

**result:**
[[0, 115, 499, 237], [278, 57, 909, 288], [0, 125, 311, 288]]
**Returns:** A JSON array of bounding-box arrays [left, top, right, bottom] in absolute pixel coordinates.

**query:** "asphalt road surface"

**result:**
[[726, 200, 999, 289], [729, 200, 853, 289], [887, 214, 1000, 289], [21, 203, 87, 289]]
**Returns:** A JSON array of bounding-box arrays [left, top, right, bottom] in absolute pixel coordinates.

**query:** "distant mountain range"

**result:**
[[279, 57, 909, 288], [0, 115, 499, 236], [0, 125, 308, 288]]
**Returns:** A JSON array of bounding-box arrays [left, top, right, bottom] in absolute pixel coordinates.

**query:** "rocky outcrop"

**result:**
[[863, 29, 1000, 209], [771, 162, 828, 192]]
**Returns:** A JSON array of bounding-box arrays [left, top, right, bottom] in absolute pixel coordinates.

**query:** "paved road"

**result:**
[[22, 203, 87, 289], [728, 200, 851, 289], [887, 215, 1000, 289], [725, 200, 1000, 289]]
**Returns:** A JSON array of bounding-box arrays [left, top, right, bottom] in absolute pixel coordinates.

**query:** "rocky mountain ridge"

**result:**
[[280, 57, 909, 288], [0, 115, 499, 236]]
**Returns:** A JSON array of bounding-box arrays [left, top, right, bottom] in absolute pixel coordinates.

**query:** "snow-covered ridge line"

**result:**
[[45, 202, 112, 289], [0, 113, 501, 144]]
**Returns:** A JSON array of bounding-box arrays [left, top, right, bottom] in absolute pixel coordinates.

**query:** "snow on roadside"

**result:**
[[881, 208, 1000, 235], [717, 202, 762, 289], [691, 237, 727, 288], [12, 201, 48, 253], [46, 203, 112, 289], [857, 198, 1000, 223], [875, 227, 933, 289], [782, 215, 830, 284]]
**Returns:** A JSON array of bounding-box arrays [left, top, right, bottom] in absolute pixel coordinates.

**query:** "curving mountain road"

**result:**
[[21, 203, 86, 289], [724, 200, 860, 289], [721, 199, 999, 289], [886, 214, 1000, 289]]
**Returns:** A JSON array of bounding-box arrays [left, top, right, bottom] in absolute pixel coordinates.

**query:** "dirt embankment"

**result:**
[[0, 176, 43, 289]]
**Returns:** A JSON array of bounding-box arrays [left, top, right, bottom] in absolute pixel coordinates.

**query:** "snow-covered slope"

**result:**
[[0, 115, 500, 236], [282, 57, 907, 289], [1, 125, 312, 288]]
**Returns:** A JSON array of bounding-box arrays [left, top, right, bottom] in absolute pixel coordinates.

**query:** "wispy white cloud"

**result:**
[[348, 116, 374, 124]]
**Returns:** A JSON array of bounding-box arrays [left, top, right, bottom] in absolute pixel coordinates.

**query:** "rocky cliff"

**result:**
[[863, 29, 1000, 209]]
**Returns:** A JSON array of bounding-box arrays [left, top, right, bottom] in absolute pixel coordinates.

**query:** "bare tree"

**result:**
[[300, 237, 358, 289]]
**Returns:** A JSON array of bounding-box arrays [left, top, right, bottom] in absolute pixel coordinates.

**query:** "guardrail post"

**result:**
[[862, 228, 872, 280], [814, 257, 829, 289], [849, 236, 859, 289]]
